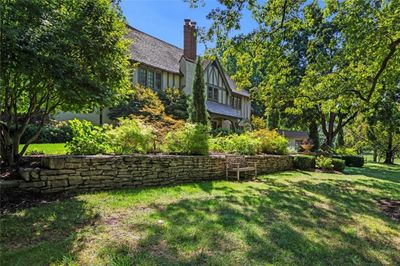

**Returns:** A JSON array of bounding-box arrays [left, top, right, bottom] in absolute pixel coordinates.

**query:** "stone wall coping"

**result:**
[[26, 154, 292, 160]]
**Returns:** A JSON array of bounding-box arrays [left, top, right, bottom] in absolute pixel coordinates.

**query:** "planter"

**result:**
[[301, 144, 314, 154]]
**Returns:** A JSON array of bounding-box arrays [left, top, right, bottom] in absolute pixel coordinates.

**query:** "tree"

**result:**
[[0, 0, 131, 166], [366, 86, 400, 164], [188, 57, 209, 125], [189, 0, 400, 148]]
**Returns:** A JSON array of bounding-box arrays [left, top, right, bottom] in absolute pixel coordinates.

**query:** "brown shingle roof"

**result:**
[[127, 26, 183, 74], [126, 25, 249, 98]]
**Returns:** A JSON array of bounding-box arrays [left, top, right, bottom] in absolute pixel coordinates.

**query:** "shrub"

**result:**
[[208, 136, 227, 153], [21, 121, 72, 144], [332, 158, 346, 172], [107, 117, 155, 154], [340, 155, 364, 167], [251, 129, 288, 155], [293, 155, 316, 170], [211, 127, 233, 137], [335, 147, 357, 156], [66, 119, 109, 155], [251, 115, 267, 130], [316, 156, 334, 171], [209, 133, 260, 155], [108, 84, 165, 121], [164, 123, 209, 155], [157, 87, 189, 120]]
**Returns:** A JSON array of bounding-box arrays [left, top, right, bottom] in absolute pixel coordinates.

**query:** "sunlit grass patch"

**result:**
[[1, 163, 399, 265]]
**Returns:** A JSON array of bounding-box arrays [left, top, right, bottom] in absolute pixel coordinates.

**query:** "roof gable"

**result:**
[[205, 59, 250, 97]]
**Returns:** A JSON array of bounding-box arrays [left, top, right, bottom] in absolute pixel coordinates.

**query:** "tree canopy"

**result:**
[[0, 0, 131, 165], [190, 0, 400, 151]]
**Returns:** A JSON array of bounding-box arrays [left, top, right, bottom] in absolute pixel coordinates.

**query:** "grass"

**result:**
[[1, 163, 399, 265], [19, 143, 67, 155]]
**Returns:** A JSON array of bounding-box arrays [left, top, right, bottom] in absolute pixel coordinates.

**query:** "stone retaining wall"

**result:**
[[4, 154, 293, 193]]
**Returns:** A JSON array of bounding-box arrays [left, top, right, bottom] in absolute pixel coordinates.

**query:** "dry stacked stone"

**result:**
[[7, 154, 293, 194]]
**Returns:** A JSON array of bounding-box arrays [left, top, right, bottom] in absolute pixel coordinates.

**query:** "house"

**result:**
[[55, 19, 251, 129], [278, 130, 309, 151]]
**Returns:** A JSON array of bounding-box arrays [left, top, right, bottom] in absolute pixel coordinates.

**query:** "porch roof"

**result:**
[[206, 101, 243, 119]]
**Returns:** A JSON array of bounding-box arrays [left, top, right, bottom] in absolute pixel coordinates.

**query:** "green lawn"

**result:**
[[19, 143, 67, 155], [1, 163, 399, 265]]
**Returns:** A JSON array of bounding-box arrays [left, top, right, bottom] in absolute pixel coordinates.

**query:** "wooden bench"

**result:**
[[225, 156, 257, 180]]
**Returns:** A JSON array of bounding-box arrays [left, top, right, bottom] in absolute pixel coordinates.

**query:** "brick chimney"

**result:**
[[184, 19, 197, 61]]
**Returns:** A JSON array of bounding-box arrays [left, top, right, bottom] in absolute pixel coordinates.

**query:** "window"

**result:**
[[155, 73, 162, 90], [147, 71, 154, 89], [138, 68, 147, 86], [207, 86, 219, 102], [137, 67, 162, 90], [231, 96, 241, 110]]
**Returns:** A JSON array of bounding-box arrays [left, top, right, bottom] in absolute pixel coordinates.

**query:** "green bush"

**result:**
[[226, 134, 260, 155], [293, 155, 316, 170], [157, 87, 189, 120], [107, 117, 155, 154], [251, 129, 288, 155], [335, 147, 357, 156], [332, 158, 345, 172], [164, 123, 209, 155], [211, 127, 233, 137], [341, 155, 364, 167], [316, 156, 334, 171], [21, 122, 72, 144], [66, 119, 109, 155], [209, 133, 260, 155]]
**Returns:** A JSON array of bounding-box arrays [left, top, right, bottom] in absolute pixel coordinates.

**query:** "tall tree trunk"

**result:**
[[384, 132, 394, 164], [337, 128, 345, 147], [308, 119, 319, 151], [373, 148, 378, 163]]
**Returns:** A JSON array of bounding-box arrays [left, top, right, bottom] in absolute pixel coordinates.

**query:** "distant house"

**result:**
[[55, 19, 251, 129], [278, 130, 309, 151]]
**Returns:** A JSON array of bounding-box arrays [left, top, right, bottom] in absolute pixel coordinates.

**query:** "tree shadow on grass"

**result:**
[[97, 175, 400, 265], [345, 163, 400, 183], [0, 198, 99, 266]]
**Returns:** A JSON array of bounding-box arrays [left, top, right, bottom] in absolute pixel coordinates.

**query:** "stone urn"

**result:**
[[301, 144, 314, 154]]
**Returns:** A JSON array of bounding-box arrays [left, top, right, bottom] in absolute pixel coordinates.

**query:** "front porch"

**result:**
[[210, 114, 238, 130]]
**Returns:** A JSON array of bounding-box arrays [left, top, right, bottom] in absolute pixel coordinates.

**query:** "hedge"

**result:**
[[334, 155, 364, 167], [293, 155, 316, 170], [332, 158, 346, 172]]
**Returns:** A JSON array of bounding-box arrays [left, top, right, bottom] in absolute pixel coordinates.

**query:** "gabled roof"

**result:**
[[224, 74, 250, 97], [126, 25, 183, 74], [207, 101, 243, 119], [125, 25, 249, 98], [203, 59, 250, 97]]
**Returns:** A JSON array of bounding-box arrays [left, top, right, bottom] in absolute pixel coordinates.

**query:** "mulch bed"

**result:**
[[377, 199, 400, 221], [1, 156, 43, 180], [0, 189, 73, 215], [1, 156, 71, 215]]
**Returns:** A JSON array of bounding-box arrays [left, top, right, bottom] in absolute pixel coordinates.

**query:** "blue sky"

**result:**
[[120, 0, 256, 54]]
